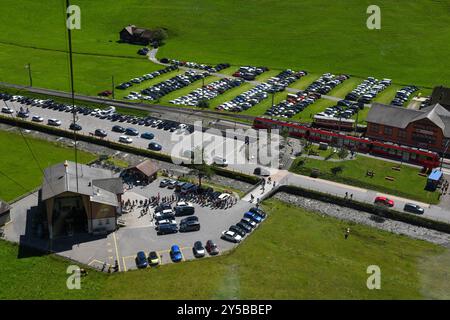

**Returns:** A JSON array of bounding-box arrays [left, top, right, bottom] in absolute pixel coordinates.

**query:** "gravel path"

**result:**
[[274, 192, 450, 247]]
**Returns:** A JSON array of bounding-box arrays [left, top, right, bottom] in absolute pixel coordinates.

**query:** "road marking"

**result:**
[[112, 232, 121, 272]]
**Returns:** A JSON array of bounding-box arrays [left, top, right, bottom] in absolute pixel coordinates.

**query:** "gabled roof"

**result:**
[[125, 160, 159, 177], [367, 103, 450, 138], [41, 161, 122, 206]]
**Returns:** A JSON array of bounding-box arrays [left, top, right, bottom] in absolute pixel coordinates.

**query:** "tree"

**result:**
[[152, 28, 168, 42], [197, 100, 209, 109], [331, 165, 344, 175], [189, 147, 213, 187], [338, 148, 349, 159]]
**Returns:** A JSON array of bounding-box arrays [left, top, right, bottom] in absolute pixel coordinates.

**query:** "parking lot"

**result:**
[[116, 177, 256, 271], [0, 93, 273, 176]]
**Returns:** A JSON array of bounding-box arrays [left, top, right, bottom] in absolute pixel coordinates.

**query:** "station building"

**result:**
[[41, 161, 123, 239], [366, 102, 450, 155]]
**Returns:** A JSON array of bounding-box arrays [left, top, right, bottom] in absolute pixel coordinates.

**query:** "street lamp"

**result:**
[[24, 63, 32, 87]]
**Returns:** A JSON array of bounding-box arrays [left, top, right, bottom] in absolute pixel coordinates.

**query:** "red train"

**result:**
[[253, 117, 440, 169]]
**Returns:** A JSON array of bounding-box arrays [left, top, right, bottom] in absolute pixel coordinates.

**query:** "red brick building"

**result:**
[[366, 103, 450, 155]]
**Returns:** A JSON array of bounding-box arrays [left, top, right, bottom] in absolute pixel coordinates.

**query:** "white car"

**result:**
[[176, 201, 193, 207], [218, 193, 231, 201], [119, 136, 133, 144], [1, 106, 14, 114], [32, 115, 44, 122], [221, 230, 242, 243], [155, 219, 176, 226], [213, 156, 228, 167], [47, 118, 61, 126]]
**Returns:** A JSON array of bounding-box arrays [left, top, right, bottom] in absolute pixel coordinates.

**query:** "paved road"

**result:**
[[3, 98, 450, 225]]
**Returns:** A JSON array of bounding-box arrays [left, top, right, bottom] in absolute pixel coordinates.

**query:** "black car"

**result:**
[[179, 217, 200, 232], [112, 125, 126, 133], [192, 241, 205, 258], [236, 221, 252, 233], [229, 225, 246, 237], [174, 205, 195, 216], [155, 203, 172, 213], [94, 129, 107, 137], [69, 123, 82, 131]]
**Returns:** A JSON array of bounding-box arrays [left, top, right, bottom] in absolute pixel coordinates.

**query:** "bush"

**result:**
[[338, 148, 349, 159], [197, 100, 209, 109], [331, 166, 343, 175]]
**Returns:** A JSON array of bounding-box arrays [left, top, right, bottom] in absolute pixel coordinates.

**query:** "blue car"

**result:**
[[125, 127, 139, 136], [244, 211, 262, 223], [141, 132, 154, 140], [136, 251, 148, 268], [170, 245, 183, 262]]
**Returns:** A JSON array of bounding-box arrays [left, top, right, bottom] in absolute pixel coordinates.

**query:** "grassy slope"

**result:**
[[0, 130, 96, 202], [1, 199, 449, 299], [290, 154, 439, 204], [0, 0, 448, 97]]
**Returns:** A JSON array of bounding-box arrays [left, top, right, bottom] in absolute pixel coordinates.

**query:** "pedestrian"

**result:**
[[345, 192, 348, 199], [350, 194, 353, 200], [345, 227, 350, 239]]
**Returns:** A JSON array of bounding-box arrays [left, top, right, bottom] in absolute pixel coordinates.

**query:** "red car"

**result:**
[[98, 90, 112, 97], [374, 196, 394, 207]]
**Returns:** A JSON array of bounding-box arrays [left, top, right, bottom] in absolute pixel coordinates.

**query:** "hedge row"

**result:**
[[0, 115, 261, 185], [277, 184, 450, 234]]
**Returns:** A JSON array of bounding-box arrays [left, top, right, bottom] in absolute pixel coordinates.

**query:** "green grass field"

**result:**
[[0, 130, 96, 202], [0, 0, 448, 98], [290, 153, 439, 204], [1, 199, 449, 299]]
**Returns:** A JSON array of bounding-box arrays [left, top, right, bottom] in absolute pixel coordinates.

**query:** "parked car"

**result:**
[[31, 115, 44, 122], [119, 136, 133, 144], [170, 245, 183, 262], [156, 222, 178, 235], [159, 178, 171, 187], [47, 118, 61, 126], [94, 129, 107, 137], [192, 241, 206, 258], [125, 127, 139, 136], [1, 106, 14, 114], [244, 211, 263, 223], [148, 142, 162, 151], [175, 205, 195, 216], [249, 207, 266, 219], [240, 217, 257, 229], [212, 156, 228, 167], [374, 196, 394, 207], [179, 216, 200, 232], [141, 132, 154, 139], [112, 125, 126, 133], [147, 251, 160, 266], [221, 230, 242, 243], [205, 240, 219, 255], [236, 221, 252, 233], [69, 123, 82, 131], [229, 225, 246, 237], [403, 203, 424, 215], [135, 251, 148, 268]]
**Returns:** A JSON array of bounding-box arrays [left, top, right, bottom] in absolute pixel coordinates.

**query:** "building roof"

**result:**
[[121, 25, 153, 40], [367, 103, 450, 137], [41, 161, 122, 206], [0, 200, 10, 215], [125, 160, 159, 177], [430, 86, 450, 108]]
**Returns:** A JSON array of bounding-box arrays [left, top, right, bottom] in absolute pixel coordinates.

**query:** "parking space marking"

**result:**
[[112, 232, 122, 272]]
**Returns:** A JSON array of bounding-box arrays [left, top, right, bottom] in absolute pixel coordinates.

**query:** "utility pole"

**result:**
[[66, 0, 79, 192], [271, 91, 275, 108], [25, 63, 32, 87], [112, 75, 115, 99]]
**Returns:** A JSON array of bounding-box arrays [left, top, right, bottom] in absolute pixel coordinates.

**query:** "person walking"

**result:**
[[345, 227, 350, 239]]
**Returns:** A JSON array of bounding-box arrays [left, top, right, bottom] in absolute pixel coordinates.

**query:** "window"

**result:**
[[398, 130, 407, 139], [370, 124, 379, 133], [383, 126, 393, 136]]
